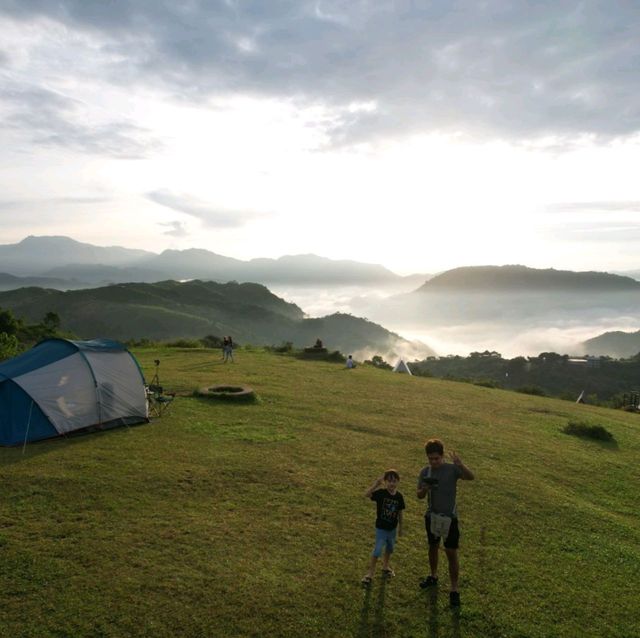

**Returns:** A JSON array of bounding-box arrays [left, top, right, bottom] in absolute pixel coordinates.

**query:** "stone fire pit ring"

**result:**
[[195, 385, 258, 402]]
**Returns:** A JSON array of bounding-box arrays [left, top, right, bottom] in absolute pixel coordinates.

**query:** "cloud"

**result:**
[[545, 221, 640, 242], [52, 196, 113, 205], [0, 198, 20, 211], [0, 195, 112, 210], [159, 220, 189, 237], [544, 201, 640, 213], [2, 2, 640, 144], [146, 190, 267, 228], [0, 79, 162, 158]]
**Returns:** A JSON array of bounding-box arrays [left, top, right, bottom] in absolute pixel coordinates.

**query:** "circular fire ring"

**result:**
[[195, 385, 258, 402]]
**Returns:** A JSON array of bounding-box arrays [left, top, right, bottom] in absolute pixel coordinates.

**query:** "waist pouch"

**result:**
[[429, 513, 452, 538]]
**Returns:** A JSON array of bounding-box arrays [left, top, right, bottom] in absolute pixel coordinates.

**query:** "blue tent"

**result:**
[[0, 338, 148, 446]]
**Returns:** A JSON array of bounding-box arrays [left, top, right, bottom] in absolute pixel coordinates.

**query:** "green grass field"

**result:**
[[1, 347, 639, 638]]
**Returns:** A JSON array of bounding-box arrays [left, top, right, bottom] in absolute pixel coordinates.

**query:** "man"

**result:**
[[417, 438, 474, 607]]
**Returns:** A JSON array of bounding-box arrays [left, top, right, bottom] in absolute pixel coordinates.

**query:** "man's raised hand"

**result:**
[[450, 451, 462, 466]]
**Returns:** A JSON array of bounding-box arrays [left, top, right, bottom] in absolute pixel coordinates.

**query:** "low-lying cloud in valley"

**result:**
[[273, 284, 640, 359]]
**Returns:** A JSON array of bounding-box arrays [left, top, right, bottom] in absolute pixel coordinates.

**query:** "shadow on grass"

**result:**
[[562, 432, 619, 450], [451, 608, 461, 637], [0, 422, 146, 466], [191, 395, 260, 409], [426, 587, 439, 638], [176, 359, 227, 372], [425, 587, 461, 638], [474, 525, 504, 637], [357, 577, 387, 637], [562, 421, 618, 449]]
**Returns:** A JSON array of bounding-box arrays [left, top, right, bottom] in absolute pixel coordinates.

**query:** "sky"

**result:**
[[1, 1, 640, 276]]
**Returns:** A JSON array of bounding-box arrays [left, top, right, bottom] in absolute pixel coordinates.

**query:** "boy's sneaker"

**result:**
[[449, 591, 461, 607], [419, 576, 438, 589]]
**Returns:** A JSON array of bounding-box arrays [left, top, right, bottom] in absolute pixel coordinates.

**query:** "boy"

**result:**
[[417, 439, 474, 607], [362, 469, 405, 585]]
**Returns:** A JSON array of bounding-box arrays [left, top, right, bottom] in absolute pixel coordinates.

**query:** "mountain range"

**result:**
[[346, 264, 640, 358], [416, 264, 640, 292], [350, 264, 640, 326], [0, 236, 426, 289], [3, 237, 640, 358]]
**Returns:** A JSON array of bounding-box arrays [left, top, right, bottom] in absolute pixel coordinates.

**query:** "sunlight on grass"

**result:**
[[1, 347, 639, 637]]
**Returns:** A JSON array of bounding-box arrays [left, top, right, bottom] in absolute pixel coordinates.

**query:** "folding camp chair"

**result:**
[[146, 384, 175, 417]]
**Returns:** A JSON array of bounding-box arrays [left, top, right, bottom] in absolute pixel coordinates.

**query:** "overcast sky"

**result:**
[[1, 1, 639, 275]]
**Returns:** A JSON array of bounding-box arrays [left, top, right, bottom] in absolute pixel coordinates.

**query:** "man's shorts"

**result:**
[[425, 514, 460, 549]]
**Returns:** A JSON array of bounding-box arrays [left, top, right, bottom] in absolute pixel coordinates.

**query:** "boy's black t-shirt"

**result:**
[[370, 489, 405, 530]]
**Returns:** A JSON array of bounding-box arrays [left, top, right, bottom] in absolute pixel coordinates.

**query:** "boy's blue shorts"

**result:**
[[372, 527, 397, 557]]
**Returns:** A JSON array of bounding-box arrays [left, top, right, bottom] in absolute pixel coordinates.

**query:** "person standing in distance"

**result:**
[[223, 336, 234, 363], [417, 438, 474, 607]]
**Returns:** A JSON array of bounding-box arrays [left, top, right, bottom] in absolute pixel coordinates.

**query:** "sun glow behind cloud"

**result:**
[[1, 6, 640, 275]]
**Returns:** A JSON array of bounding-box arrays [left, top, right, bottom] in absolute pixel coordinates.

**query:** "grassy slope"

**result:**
[[1, 349, 639, 638]]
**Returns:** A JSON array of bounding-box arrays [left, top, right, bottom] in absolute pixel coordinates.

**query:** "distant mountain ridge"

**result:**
[[416, 265, 640, 292], [0, 236, 153, 275], [613, 269, 640, 282], [581, 330, 640, 359], [0, 272, 77, 291], [0, 236, 423, 288]]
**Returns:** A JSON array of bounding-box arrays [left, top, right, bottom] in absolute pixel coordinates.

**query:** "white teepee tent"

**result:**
[[392, 359, 412, 374]]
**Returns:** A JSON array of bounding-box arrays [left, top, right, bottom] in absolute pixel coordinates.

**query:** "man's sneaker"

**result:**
[[449, 591, 461, 607], [419, 576, 438, 589]]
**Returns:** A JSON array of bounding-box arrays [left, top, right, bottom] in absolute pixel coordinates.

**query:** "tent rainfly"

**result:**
[[393, 359, 412, 374], [0, 338, 148, 446]]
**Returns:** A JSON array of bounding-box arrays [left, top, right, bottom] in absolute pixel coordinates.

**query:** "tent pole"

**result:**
[[22, 400, 34, 455]]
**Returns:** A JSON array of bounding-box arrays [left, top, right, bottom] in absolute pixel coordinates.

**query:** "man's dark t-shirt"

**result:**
[[370, 489, 406, 530]]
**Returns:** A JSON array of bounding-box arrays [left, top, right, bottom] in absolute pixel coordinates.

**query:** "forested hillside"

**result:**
[[410, 351, 640, 405], [0, 280, 424, 357]]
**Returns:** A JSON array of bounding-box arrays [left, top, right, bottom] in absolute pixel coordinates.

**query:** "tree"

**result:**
[[507, 356, 528, 374], [0, 332, 19, 361], [202, 334, 223, 348], [365, 355, 392, 370], [536, 352, 565, 364], [42, 311, 61, 333], [0, 308, 19, 336]]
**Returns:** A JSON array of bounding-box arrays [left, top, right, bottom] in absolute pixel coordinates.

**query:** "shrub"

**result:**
[[297, 348, 345, 362], [166, 339, 202, 348], [364, 355, 392, 370], [126, 338, 160, 348], [474, 378, 502, 389], [271, 341, 294, 353], [0, 332, 19, 361], [563, 420, 614, 442], [201, 334, 223, 348], [0, 309, 20, 335], [326, 350, 346, 363], [515, 385, 546, 396], [411, 368, 433, 377]]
